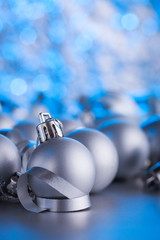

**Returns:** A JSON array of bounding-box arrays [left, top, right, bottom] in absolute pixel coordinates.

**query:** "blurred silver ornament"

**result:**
[[96, 112, 137, 129], [67, 128, 118, 193], [95, 91, 140, 119], [27, 113, 95, 199], [0, 113, 15, 129], [0, 128, 36, 172], [0, 134, 21, 183], [0, 128, 24, 146], [14, 121, 37, 141], [141, 115, 160, 166], [60, 118, 85, 135], [17, 140, 35, 173], [100, 121, 149, 179]]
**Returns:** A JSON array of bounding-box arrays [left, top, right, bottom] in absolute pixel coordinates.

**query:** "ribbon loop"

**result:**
[[17, 167, 91, 213]]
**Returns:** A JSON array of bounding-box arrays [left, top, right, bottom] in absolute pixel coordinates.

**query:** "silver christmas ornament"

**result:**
[[96, 112, 137, 129], [0, 128, 23, 146], [100, 121, 149, 179], [28, 114, 95, 197], [141, 116, 160, 166], [0, 128, 36, 173], [0, 113, 15, 129], [0, 134, 21, 183], [96, 91, 139, 118], [17, 140, 36, 173], [79, 91, 141, 128], [17, 113, 95, 213], [14, 121, 37, 141], [60, 118, 85, 135], [67, 128, 118, 193]]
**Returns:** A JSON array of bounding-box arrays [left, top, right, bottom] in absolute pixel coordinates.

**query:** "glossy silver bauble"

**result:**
[[100, 121, 149, 179], [27, 137, 95, 198], [0, 134, 21, 183], [60, 118, 85, 135], [0, 113, 15, 129], [67, 128, 118, 193], [141, 116, 160, 165], [14, 121, 37, 141]]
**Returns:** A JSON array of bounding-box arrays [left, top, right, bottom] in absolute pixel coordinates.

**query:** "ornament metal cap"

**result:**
[[37, 112, 64, 144]]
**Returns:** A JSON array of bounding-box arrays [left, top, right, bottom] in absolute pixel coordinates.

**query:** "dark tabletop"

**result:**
[[0, 180, 159, 240]]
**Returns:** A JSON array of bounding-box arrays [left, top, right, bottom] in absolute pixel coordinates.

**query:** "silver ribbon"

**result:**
[[17, 167, 91, 213]]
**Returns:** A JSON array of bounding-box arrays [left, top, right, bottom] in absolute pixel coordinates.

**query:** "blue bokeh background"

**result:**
[[0, 0, 160, 116], [0, 0, 160, 119], [0, 2, 160, 239]]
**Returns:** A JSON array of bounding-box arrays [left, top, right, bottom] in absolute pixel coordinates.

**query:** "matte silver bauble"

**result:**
[[27, 113, 95, 199], [14, 121, 37, 141], [60, 118, 85, 135], [0, 128, 36, 173], [97, 91, 139, 118], [0, 134, 21, 183], [0, 113, 15, 129], [0, 128, 23, 146], [100, 121, 149, 179], [28, 137, 95, 198], [67, 128, 118, 193], [17, 140, 36, 173], [141, 116, 160, 165], [96, 112, 137, 129]]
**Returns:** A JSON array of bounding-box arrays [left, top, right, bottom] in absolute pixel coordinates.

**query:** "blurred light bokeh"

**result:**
[[0, 0, 160, 116]]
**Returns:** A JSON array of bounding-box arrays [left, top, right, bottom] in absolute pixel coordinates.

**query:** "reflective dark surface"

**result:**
[[0, 181, 159, 240]]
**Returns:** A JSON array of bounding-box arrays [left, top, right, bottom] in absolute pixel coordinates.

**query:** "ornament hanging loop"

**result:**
[[37, 112, 64, 145]]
